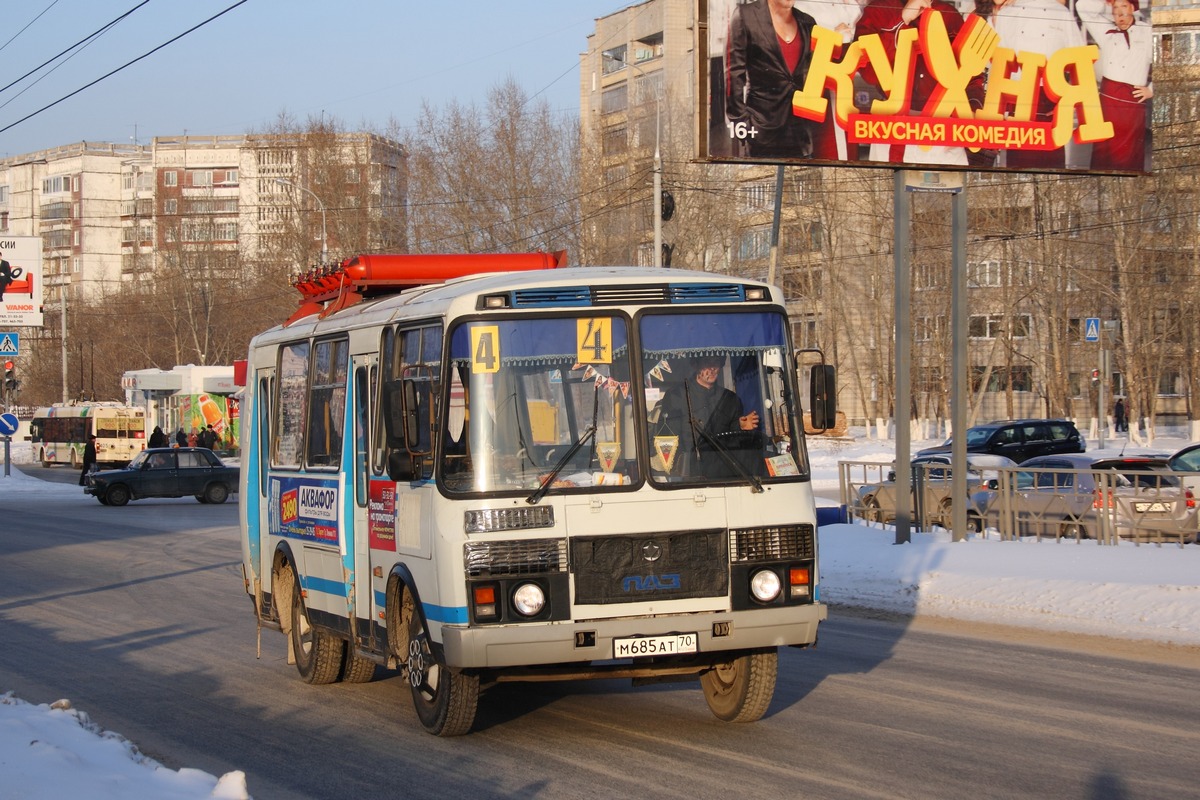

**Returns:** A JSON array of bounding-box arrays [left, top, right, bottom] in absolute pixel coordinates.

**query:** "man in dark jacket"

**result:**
[[79, 434, 97, 486], [654, 356, 762, 478]]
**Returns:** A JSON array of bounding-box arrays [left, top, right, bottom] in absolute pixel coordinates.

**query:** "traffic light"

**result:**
[[660, 190, 675, 222], [1091, 369, 1100, 383], [3, 360, 17, 395]]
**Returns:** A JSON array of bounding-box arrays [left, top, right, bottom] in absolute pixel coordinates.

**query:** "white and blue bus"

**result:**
[[240, 252, 835, 735]]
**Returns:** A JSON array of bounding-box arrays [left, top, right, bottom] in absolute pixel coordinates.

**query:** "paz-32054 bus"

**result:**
[[239, 253, 835, 735]]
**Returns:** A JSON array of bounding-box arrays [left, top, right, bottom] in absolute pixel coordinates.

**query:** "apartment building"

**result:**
[[0, 132, 406, 306]]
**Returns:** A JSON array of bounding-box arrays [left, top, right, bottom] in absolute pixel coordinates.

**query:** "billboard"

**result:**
[[0, 236, 43, 327], [702, 0, 1152, 175]]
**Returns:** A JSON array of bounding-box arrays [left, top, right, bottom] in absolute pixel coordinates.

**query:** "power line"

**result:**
[[0, 1, 150, 100], [0, 0, 250, 136]]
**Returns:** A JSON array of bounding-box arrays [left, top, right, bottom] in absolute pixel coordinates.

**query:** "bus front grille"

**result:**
[[729, 524, 816, 562], [570, 529, 728, 605]]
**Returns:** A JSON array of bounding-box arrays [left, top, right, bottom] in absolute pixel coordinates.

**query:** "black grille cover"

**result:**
[[570, 529, 729, 605]]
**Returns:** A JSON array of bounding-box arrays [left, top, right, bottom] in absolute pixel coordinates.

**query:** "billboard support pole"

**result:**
[[894, 171, 912, 545], [767, 165, 785, 287], [951, 184, 968, 542]]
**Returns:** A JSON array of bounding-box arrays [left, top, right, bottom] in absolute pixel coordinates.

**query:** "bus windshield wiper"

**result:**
[[689, 419, 763, 493], [526, 425, 597, 505]]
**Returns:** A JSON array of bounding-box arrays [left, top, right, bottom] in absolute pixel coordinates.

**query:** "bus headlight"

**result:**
[[511, 582, 546, 617], [749, 569, 782, 603]]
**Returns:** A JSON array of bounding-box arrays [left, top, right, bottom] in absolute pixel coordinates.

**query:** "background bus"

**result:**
[[29, 403, 146, 468]]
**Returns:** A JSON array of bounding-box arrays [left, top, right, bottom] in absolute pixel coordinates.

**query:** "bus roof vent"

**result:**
[[591, 284, 670, 305], [511, 286, 593, 307], [668, 283, 746, 303]]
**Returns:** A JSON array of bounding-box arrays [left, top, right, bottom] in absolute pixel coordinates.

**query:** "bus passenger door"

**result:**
[[350, 356, 376, 645], [245, 368, 273, 602]]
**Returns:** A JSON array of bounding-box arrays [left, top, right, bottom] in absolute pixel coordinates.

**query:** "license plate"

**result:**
[[613, 633, 698, 658], [1134, 501, 1169, 513]]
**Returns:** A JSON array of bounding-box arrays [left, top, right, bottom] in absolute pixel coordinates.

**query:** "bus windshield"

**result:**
[[444, 315, 637, 494], [641, 309, 807, 485]]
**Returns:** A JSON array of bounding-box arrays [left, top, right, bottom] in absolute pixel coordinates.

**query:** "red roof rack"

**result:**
[[284, 250, 567, 326]]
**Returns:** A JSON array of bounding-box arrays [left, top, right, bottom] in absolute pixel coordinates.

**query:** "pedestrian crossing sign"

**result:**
[[1084, 318, 1100, 342], [0, 332, 18, 357]]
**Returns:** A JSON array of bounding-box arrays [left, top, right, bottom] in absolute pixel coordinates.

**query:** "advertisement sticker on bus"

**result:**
[[368, 480, 398, 551], [269, 476, 340, 543]]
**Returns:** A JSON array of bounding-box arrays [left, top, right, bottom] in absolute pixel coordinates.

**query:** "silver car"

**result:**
[[856, 453, 1017, 528], [969, 454, 1198, 543]]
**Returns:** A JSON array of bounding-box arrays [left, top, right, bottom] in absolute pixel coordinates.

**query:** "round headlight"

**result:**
[[511, 582, 546, 617], [749, 569, 782, 603]]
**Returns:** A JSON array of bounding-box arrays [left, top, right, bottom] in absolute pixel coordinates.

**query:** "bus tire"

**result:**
[[70, 449, 80, 469], [404, 592, 478, 736], [290, 582, 343, 685], [342, 649, 376, 684], [700, 648, 777, 723], [105, 485, 131, 507], [40, 448, 50, 468], [204, 482, 229, 504]]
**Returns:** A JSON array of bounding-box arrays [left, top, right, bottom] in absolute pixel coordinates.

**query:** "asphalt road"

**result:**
[[2, 468, 1198, 799]]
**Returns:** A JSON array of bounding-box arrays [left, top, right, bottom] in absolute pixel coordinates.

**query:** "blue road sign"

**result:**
[[1084, 318, 1100, 343], [0, 332, 18, 357], [0, 412, 18, 436]]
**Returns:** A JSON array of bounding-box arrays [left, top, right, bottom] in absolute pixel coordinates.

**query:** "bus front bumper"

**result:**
[[441, 602, 827, 670]]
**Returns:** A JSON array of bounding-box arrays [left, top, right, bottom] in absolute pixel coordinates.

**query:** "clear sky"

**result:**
[[0, 1, 636, 158]]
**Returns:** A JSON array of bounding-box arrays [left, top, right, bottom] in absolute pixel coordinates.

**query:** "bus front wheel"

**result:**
[[700, 648, 777, 723], [404, 592, 478, 736]]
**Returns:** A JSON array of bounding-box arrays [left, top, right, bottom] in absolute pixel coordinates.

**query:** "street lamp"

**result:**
[[603, 54, 663, 267], [275, 177, 328, 264]]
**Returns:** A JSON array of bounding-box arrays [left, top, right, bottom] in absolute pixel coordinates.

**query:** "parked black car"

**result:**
[[917, 419, 1085, 464], [85, 447, 239, 506]]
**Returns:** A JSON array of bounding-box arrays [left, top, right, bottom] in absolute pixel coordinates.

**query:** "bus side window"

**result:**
[[306, 338, 349, 469]]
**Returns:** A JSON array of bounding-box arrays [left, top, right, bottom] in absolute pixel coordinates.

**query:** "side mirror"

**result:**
[[402, 380, 421, 446], [809, 365, 836, 431]]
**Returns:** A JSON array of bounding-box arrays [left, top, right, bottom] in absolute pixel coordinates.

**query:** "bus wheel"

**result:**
[[105, 485, 131, 507], [404, 592, 478, 736], [700, 649, 777, 723], [40, 448, 50, 468], [70, 449, 80, 469], [342, 649, 376, 684], [290, 583, 343, 685], [204, 482, 229, 504]]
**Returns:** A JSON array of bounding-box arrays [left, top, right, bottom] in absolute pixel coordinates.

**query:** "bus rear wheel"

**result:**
[[40, 448, 50, 468], [404, 592, 478, 736], [700, 649, 777, 723], [290, 579, 343, 685]]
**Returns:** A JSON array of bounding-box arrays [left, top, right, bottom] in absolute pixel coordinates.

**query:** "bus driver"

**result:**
[[653, 355, 762, 478]]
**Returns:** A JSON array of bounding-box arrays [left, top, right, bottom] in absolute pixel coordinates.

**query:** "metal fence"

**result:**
[[838, 460, 1200, 547]]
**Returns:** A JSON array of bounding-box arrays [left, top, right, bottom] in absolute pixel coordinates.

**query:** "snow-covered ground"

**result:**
[[1, 428, 1197, 798]]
